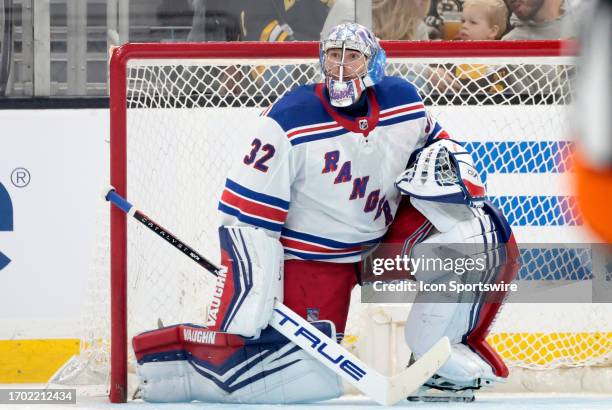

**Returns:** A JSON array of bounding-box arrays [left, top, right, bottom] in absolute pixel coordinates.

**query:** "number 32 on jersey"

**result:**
[[244, 138, 276, 173]]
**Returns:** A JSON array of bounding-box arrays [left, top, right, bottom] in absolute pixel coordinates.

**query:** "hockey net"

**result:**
[[57, 41, 611, 401]]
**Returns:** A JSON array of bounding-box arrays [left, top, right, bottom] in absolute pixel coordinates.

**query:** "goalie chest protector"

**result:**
[[219, 76, 447, 262]]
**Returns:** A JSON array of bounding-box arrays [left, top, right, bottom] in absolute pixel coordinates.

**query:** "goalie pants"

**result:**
[[283, 259, 358, 339], [283, 199, 429, 337]]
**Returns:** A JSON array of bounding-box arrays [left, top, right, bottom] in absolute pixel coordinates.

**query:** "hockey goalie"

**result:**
[[131, 22, 519, 404]]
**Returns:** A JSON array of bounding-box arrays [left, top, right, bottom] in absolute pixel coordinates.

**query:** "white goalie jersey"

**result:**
[[219, 76, 449, 262]]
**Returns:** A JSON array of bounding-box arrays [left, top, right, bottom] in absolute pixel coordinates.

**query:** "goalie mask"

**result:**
[[320, 23, 386, 107]]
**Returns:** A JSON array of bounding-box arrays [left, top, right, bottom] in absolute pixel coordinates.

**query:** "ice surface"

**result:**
[[3, 387, 612, 410]]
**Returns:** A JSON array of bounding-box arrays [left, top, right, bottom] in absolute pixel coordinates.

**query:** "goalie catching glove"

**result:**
[[396, 138, 485, 204], [206, 226, 284, 338], [396, 138, 488, 235]]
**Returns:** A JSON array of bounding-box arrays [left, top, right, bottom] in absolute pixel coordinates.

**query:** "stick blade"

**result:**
[[385, 336, 451, 405]]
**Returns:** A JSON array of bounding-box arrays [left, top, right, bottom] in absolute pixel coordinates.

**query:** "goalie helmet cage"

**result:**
[[107, 40, 611, 403]]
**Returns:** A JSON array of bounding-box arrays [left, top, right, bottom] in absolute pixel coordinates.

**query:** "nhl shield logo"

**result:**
[[306, 307, 320, 322], [359, 119, 369, 130]]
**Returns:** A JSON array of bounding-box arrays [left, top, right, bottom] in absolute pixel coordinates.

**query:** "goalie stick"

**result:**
[[105, 188, 450, 405]]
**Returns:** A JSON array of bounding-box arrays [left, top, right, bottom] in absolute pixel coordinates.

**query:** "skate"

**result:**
[[407, 373, 488, 402]]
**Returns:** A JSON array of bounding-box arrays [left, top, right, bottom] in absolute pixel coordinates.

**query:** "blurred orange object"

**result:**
[[574, 152, 612, 242]]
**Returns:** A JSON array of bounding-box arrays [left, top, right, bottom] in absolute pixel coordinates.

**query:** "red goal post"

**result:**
[[106, 40, 608, 403]]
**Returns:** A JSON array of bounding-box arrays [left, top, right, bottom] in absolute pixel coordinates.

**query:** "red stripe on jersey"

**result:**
[[287, 122, 339, 139], [221, 189, 288, 222], [280, 237, 363, 254], [379, 103, 424, 118]]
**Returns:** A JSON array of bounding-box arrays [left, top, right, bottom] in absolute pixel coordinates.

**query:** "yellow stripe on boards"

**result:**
[[0, 339, 79, 383]]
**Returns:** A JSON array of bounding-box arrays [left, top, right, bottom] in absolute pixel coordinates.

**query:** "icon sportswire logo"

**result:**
[[0, 182, 14, 270]]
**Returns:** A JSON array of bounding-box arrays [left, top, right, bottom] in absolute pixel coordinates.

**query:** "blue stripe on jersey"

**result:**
[[218, 203, 284, 232], [281, 228, 384, 249], [291, 128, 349, 146], [225, 178, 290, 210], [378, 111, 426, 128], [285, 249, 365, 260]]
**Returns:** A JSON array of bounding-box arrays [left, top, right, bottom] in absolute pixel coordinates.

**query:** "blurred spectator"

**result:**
[[458, 0, 508, 39], [432, 0, 509, 93], [502, 0, 579, 39], [372, 0, 432, 40], [501, 0, 579, 97], [190, 0, 332, 42], [322, 0, 431, 40]]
